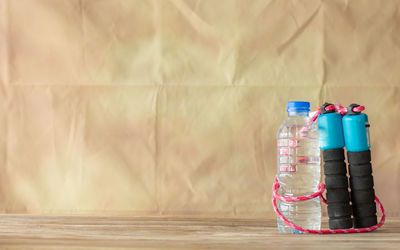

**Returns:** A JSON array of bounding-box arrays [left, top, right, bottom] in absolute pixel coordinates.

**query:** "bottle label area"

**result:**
[[279, 164, 297, 172]]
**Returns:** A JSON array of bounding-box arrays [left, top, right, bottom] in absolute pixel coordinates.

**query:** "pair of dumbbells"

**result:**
[[318, 103, 377, 229]]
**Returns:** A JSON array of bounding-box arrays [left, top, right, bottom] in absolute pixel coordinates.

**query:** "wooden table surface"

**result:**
[[0, 215, 397, 249]]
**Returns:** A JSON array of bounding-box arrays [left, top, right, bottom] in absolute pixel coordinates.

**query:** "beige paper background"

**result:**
[[0, 0, 399, 217]]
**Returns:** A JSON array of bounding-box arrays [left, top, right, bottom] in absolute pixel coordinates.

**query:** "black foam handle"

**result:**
[[348, 150, 378, 228], [323, 148, 353, 229]]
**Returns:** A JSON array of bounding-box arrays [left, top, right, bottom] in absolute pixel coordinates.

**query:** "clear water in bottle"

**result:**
[[276, 101, 321, 233]]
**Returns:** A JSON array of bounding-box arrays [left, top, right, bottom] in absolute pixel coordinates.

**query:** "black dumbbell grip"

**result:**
[[348, 150, 378, 228], [323, 149, 353, 229]]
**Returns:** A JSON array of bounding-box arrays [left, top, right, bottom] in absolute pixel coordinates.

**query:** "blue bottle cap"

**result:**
[[287, 101, 310, 112]]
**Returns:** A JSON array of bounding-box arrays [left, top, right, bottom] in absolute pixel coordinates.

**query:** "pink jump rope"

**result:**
[[272, 103, 385, 234]]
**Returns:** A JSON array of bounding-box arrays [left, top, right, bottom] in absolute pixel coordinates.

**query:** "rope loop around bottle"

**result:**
[[272, 177, 385, 234]]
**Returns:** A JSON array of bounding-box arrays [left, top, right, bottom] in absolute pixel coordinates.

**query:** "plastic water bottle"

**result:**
[[276, 101, 321, 233]]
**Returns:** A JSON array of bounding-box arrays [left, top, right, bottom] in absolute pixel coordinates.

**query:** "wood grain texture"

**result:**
[[0, 216, 397, 249]]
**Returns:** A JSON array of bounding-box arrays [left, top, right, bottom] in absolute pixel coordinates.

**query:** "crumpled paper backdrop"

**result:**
[[0, 0, 399, 217]]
